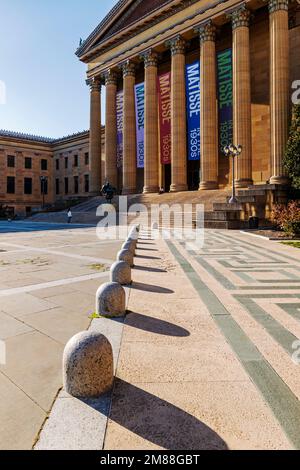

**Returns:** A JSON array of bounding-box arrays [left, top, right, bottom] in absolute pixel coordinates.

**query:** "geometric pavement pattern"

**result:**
[[167, 230, 300, 449]]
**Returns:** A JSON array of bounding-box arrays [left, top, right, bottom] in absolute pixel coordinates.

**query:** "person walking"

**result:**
[[67, 208, 72, 224]]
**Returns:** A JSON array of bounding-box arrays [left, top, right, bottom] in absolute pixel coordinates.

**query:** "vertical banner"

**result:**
[[116, 91, 124, 168], [185, 60, 201, 161], [157, 72, 171, 165], [134, 82, 145, 169], [217, 49, 233, 152]]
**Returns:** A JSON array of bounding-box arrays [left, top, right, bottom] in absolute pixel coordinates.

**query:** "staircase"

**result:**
[[204, 184, 289, 229]]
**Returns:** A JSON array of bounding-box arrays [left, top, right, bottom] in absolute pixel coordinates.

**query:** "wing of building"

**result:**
[[77, 0, 300, 195], [0, 129, 105, 216]]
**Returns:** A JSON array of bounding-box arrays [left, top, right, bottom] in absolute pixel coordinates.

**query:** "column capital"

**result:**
[[165, 35, 185, 56], [121, 60, 136, 78], [86, 77, 102, 92], [195, 21, 216, 44], [267, 0, 289, 13], [104, 69, 118, 86], [229, 5, 251, 29], [140, 49, 158, 68]]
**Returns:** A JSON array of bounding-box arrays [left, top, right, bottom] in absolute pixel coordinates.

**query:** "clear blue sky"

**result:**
[[0, 0, 118, 138]]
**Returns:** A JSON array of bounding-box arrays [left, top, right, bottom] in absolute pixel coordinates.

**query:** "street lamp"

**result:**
[[40, 176, 48, 209], [223, 144, 242, 204]]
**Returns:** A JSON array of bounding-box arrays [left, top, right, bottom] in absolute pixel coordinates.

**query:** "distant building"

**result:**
[[0, 129, 105, 216]]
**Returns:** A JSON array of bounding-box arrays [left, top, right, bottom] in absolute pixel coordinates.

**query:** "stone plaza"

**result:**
[[1, 222, 300, 449]]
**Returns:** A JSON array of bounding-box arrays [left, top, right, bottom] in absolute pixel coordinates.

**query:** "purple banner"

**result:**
[[134, 82, 145, 169], [157, 72, 171, 165], [116, 91, 123, 168]]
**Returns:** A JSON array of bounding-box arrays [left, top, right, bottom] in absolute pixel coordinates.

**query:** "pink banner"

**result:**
[[158, 72, 171, 165], [116, 91, 123, 168]]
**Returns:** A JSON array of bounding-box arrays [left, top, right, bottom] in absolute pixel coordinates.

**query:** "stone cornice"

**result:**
[[140, 50, 158, 68], [196, 20, 216, 43], [229, 4, 251, 29], [165, 35, 186, 56], [0, 129, 91, 147], [82, 0, 236, 64]]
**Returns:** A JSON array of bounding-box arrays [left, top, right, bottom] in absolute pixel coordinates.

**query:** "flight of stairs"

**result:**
[[204, 184, 289, 229]]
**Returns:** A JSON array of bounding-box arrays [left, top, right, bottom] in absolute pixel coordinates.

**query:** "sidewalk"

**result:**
[[37, 228, 300, 450]]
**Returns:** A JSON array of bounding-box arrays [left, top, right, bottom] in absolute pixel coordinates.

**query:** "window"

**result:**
[[65, 157, 68, 169], [85, 153, 89, 166], [7, 155, 15, 168], [24, 178, 32, 195], [26, 207, 32, 216], [74, 155, 79, 167], [41, 159, 48, 171], [84, 174, 89, 193], [7, 176, 15, 194], [74, 176, 79, 194], [65, 177, 69, 195], [25, 157, 32, 169], [56, 159, 60, 171], [56, 179, 60, 195], [40, 177, 48, 195]]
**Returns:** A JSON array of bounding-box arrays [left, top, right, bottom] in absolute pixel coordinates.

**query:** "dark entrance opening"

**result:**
[[187, 160, 200, 191], [163, 164, 171, 192]]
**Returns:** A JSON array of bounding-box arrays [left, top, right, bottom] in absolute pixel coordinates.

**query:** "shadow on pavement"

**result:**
[[131, 282, 173, 294], [134, 265, 167, 273], [88, 379, 228, 450], [124, 312, 190, 337]]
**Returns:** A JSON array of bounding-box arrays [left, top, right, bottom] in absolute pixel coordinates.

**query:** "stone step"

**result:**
[[204, 211, 242, 221], [237, 189, 266, 197], [213, 202, 243, 212], [247, 184, 289, 191], [227, 195, 256, 203], [204, 220, 245, 230]]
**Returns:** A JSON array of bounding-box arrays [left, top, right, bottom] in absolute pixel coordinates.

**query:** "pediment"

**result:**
[[77, 0, 174, 60]]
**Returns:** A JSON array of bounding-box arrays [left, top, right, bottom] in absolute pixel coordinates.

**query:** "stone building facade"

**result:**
[[0, 129, 105, 216], [77, 0, 300, 195]]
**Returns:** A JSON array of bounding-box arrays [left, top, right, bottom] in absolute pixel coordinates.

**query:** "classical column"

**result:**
[[122, 61, 137, 195], [167, 36, 188, 192], [87, 77, 102, 194], [269, 0, 290, 185], [141, 50, 159, 194], [104, 70, 118, 188], [198, 22, 218, 190], [230, 6, 253, 188]]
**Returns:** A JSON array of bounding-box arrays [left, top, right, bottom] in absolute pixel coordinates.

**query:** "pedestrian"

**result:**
[[67, 208, 72, 224]]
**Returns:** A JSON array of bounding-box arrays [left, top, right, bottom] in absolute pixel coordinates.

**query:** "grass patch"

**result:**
[[89, 264, 107, 272], [281, 241, 300, 249]]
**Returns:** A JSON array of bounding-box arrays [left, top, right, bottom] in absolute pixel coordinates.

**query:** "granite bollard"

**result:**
[[63, 331, 113, 398], [110, 261, 132, 285], [96, 282, 126, 317], [117, 249, 134, 267], [122, 240, 135, 255]]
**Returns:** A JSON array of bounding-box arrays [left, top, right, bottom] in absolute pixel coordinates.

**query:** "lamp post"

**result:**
[[40, 176, 48, 209], [223, 144, 242, 204]]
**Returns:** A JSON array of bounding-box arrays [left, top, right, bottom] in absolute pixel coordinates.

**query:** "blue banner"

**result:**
[[134, 82, 145, 169], [185, 60, 200, 161], [217, 49, 233, 152]]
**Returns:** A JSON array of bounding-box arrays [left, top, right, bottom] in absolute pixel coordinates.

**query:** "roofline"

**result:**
[[0, 129, 92, 146], [75, 0, 132, 58]]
